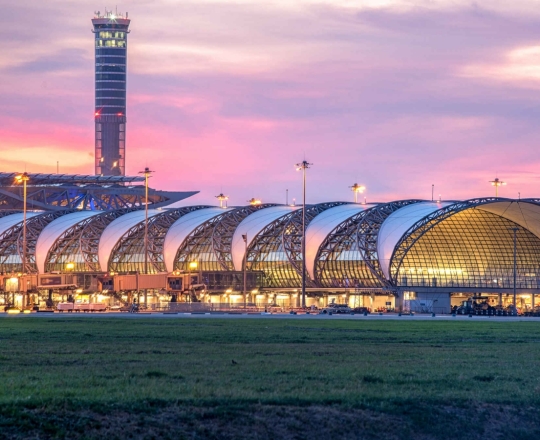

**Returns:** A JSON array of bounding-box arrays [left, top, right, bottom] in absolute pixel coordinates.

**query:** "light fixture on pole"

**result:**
[[489, 177, 506, 197], [295, 160, 312, 309], [349, 183, 365, 203], [216, 193, 229, 208], [138, 167, 153, 308], [242, 234, 247, 309], [14, 172, 29, 310], [247, 198, 262, 206], [510, 227, 519, 309], [189, 261, 198, 301]]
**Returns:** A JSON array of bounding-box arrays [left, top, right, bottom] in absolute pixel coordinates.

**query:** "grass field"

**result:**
[[1, 317, 540, 439]]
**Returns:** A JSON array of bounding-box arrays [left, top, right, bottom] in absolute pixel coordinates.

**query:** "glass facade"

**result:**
[[92, 14, 130, 176], [316, 208, 384, 289], [108, 207, 209, 274], [0, 212, 73, 274], [212, 205, 277, 271], [174, 212, 230, 272], [247, 212, 301, 288], [46, 210, 136, 273], [0, 222, 24, 274], [393, 209, 540, 289], [3, 199, 540, 296], [46, 221, 90, 273]]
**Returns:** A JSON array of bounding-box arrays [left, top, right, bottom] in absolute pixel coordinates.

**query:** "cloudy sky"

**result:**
[[1, 0, 540, 205]]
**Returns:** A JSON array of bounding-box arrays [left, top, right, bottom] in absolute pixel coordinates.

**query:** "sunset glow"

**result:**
[[1, 0, 540, 204]]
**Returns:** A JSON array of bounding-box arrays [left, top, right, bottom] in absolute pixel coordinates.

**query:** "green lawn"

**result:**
[[1, 317, 540, 439]]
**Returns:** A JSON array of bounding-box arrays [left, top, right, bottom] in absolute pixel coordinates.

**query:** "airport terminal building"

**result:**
[[1, 172, 539, 313]]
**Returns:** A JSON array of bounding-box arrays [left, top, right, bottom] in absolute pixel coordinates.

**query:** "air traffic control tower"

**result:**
[[92, 9, 130, 176]]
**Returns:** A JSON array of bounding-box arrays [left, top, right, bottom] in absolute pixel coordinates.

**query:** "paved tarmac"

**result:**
[[0, 311, 538, 322]]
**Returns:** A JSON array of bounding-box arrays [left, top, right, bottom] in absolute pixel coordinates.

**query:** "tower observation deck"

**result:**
[[92, 9, 130, 176]]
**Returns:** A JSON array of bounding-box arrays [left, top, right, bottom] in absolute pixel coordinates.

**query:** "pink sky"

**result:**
[[1, 0, 540, 205]]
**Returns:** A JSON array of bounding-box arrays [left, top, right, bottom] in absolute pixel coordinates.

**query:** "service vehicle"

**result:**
[[320, 304, 352, 314]]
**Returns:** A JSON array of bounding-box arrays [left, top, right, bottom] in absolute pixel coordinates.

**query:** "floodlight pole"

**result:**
[[15, 173, 29, 309], [242, 234, 247, 309], [511, 227, 519, 308], [489, 177, 506, 197], [22, 175, 27, 276], [296, 160, 312, 309], [349, 183, 365, 204], [139, 167, 153, 308]]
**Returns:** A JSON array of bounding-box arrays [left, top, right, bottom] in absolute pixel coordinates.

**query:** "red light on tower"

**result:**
[[117, 112, 122, 116], [95, 112, 99, 116]]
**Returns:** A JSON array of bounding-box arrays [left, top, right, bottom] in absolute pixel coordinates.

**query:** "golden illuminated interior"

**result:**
[[393, 209, 540, 289]]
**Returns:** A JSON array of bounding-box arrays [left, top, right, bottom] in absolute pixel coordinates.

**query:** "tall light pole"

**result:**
[[216, 193, 229, 208], [489, 177, 506, 197], [15, 172, 29, 309], [296, 160, 312, 308], [349, 183, 365, 203], [242, 234, 247, 309], [138, 167, 153, 308], [510, 227, 519, 308]]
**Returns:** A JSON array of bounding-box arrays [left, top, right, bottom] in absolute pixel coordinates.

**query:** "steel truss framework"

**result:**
[[356, 200, 422, 287], [0, 173, 146, 186], [0, 211, 76, 274], [246, 211, 299, 288], [247, 202, 348, 288], [211, 204, 277, 270], [0, 173, 196, 211], [173, 210, 231, 272], [282, 202, 349, 287], [0, 211, 23, 274], [389, 198, 540, 289], [314, 207, 383, 289], [0, 185, 194, 211], [3, 198, 540, 293], [108, 206, 210, 274], [46, 208, 138, 273]]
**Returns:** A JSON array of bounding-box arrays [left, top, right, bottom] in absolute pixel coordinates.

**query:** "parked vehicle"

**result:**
[[320, 304, 352, 314], [352, 307, 371, 314], [454, 298, 519, 316]]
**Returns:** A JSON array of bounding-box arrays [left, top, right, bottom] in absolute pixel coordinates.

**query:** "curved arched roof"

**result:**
[[391, 206, 540, 290], [0, 212, 40, 236], [163, 208, 228, 272], [378, 201, 451, 279], [232, 206, 298, 270], [477, 201, 540, 239], [305, 203, 372, 279], [98, 210, 161, 271], [36, 211, 101, 273]]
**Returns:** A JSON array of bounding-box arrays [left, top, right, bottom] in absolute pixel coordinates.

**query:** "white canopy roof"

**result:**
[[163, 208, 228, 272], [231, 206, 298, 270], [478, 201, 540, 239], [0, 212, 39, 236], [377, 201, 451, 279], [305, 204, 372, 279], [98, 210, 161, 272], [36, 211, 101, 273]]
